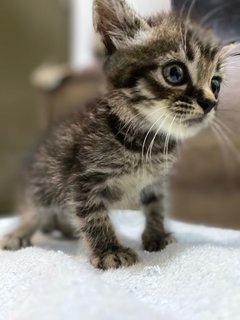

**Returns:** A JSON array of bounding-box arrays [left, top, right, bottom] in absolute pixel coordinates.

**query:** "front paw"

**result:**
[[90, 247, 138, 270], [142, 232, 176, 252]]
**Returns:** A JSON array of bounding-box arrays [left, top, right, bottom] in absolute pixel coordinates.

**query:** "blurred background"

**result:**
[[1, 0, 240, 229]]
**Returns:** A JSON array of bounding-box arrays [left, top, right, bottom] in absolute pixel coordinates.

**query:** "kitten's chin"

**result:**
[[178, 113, 215, 140], [180, 123, 206, 140]]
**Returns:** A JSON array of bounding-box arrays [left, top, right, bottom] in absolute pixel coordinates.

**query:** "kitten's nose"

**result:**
[[197, 97, 217, 114]]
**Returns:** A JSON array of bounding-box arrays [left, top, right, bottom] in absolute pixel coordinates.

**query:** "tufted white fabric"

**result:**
[[0, 211, 239, 320]]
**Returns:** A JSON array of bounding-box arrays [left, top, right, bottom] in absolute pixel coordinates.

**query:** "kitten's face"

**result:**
[[94, 0, 227, 140]]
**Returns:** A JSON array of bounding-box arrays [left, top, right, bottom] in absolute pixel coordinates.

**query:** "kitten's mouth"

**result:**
[[184, 115, 205, 125]]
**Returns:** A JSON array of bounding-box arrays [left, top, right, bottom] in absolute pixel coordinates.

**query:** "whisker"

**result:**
[[230, 53, 240, 58], [122, 107, 166, 145], [184, 0, 198, 51], [210, 126, 236, 173], [218, 109, 240, 112], [129, 107, 168, 143], [179, 115, 184, 142], [221, 63, 240, 67], [146, 115, 169, 164], [212, 122, 240, 162], [215, 118, 234, 137], [179, 0, 190, 49], [147, 115, 169, 167], [221, 65, 240, 69], [163, 115, 177, 172], [141, 111, 167, 162], [200, 1, 239, 28]]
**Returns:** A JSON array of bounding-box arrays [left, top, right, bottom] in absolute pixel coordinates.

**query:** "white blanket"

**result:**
[[0, 211, 240, 320]]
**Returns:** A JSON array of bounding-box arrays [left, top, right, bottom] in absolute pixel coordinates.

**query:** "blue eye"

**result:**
[[162, 63, 186, 85], [211, 77, 221, 98]]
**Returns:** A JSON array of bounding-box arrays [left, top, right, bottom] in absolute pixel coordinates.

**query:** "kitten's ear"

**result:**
[[93, 0, 149, 54], [220, 42, 240, 60]]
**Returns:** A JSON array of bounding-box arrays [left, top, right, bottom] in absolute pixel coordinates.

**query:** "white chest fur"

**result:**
[[110, 161, 168, 210]]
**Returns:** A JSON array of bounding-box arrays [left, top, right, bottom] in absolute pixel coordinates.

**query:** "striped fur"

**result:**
[[0, 0, 230, 269]]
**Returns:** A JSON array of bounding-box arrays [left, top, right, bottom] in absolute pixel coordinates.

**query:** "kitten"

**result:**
[[0, 0, 233, 269]]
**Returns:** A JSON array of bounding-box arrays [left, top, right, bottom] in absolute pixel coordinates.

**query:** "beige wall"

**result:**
[[0, 1, 68, 212]]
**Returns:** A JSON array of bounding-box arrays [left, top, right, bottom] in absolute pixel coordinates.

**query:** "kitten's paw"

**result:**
[[90, 247, 138, 270], [142, 233, 176, 252], [0, 235, 32, 251]]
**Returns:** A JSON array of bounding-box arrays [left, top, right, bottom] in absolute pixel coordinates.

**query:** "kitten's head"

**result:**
[[93, 0, 231, 140]]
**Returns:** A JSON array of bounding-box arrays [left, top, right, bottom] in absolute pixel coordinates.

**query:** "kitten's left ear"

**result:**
[[220, 42, 240, 60], [93, 0, 150, 54]]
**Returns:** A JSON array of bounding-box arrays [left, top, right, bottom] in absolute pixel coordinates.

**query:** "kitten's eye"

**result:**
[[211, 77, 221, 98], [162, 63, 186, 85]]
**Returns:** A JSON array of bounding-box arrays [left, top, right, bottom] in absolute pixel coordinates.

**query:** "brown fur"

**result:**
[[0, 0, 233, 269]]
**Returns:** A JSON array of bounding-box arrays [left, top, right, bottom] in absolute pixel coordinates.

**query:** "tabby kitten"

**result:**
[[0, 0, 232, 269]]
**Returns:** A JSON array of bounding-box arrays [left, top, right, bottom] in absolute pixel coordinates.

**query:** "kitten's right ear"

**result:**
[[93, 0, 149, 54]]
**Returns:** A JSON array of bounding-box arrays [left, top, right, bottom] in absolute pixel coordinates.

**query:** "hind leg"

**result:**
[[0, 204, 40, 250]]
